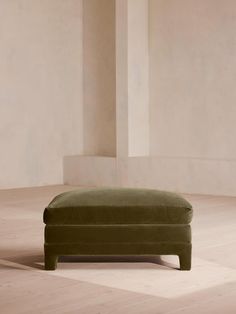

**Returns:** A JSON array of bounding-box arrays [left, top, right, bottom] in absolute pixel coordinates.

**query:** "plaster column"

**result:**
[[116, 0, 150, 157], [64, 0, 151, 188], [83, 0, 116, 157]]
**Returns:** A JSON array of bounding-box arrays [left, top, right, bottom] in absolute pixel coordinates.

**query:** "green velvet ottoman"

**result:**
[[43, 188, 193, 270]]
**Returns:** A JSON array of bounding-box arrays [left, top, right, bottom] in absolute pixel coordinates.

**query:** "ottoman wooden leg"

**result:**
[[45, 252, 58, 270], [179, 247, 191, 271]]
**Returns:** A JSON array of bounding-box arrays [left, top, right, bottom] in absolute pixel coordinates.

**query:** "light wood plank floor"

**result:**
[[0, 185, 236, 314]]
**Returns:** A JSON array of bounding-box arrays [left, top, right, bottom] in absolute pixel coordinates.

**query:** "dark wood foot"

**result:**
[[45, 253, 58, 270], [179, 247, 191, 270]]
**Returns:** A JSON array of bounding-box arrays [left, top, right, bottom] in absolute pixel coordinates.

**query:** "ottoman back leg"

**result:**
[[179, 245, 192, 270]]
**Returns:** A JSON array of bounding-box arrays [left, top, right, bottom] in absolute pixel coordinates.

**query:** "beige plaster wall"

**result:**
[[83, 0, 116, 157], [150, 0, 236, 161], [64, 0, 236, 196], [0, 0, 83, 188]]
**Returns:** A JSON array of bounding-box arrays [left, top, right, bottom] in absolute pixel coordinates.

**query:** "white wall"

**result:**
[[65, 0, 236, 196], [3, 0, 236, 195], [0, 0, 83, 188], [150, 0, 236, 161]]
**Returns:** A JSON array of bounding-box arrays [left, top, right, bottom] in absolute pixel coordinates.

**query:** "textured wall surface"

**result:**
[[0, 0, 83, 188], [150, 0, 236, 160], [65, 0, 236, 196], [2, 0, 236, 195]]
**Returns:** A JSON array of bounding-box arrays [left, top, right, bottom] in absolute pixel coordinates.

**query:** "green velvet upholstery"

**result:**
[[45, 225, 191, 243], [44, 188, 193, 271], [44, 188, 192, 225]]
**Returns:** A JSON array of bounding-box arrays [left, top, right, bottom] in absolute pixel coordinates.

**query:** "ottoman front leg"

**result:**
[[45, 251, 58, 270], [178, 246, 192, 270]]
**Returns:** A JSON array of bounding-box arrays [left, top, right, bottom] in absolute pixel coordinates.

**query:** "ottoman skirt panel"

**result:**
[[43, 188, 193, 270]]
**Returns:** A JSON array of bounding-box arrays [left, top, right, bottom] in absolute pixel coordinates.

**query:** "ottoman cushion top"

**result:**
[[43, 188, 192, 225]]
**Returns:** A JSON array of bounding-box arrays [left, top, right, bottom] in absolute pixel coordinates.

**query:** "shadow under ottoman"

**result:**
[[43, 188, 193, 270]]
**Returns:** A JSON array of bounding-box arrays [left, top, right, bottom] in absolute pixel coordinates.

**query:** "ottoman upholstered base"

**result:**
[[43, 188, 193, 270]]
